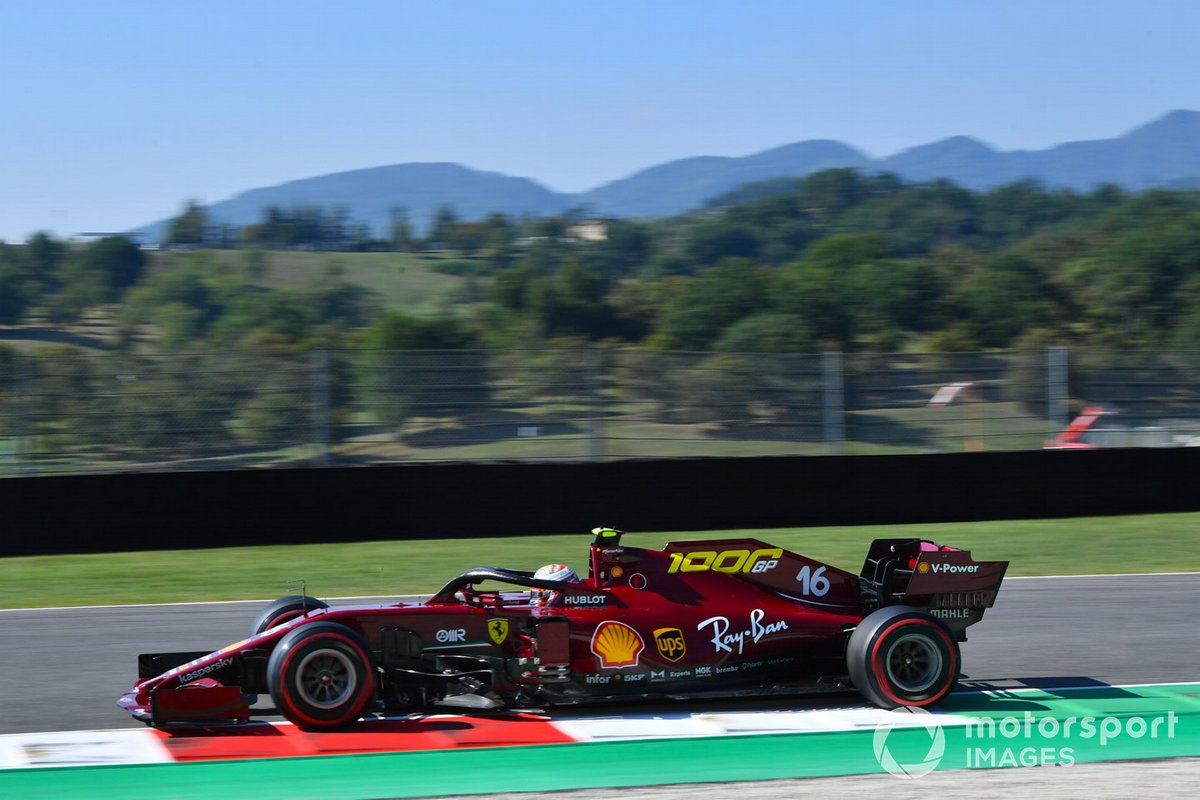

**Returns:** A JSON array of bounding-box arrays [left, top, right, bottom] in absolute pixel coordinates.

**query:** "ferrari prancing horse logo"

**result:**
[[488, 619, 509, 645]]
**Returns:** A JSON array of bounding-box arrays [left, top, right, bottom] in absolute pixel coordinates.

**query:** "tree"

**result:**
[[531, 261, 616, 339], [389, 206, 416, 251], [777, 234, 888, 348], [584, 219, 652, 278], [475, 213, 515, 268], [659, 258, 773, 349], [25, 232, 68, 293], [155, 302, 208, 350], [963, 253, 1049, 347], [429, 205, 460, 248], [846, 258, 943, 338], [793, 168, 873, 219], [77, 236, 146, 300], [1074, 215, 1200, 343], [241, 248, 268, 281], [0, 255, 28, 323], [167, 200, 210, 246], [356, 311, 483, 428], [362, 311, 477, 350], [979, 180, 1075, 245], [492, 263, 541, 313], [686, 221, 759, 267], [712, 312, 816, 353]]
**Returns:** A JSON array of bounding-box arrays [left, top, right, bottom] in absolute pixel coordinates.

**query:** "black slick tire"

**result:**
[[250, 595, 329, 637]]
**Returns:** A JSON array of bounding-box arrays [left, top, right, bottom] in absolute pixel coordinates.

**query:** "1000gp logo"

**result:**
[[666, 548, 782, 574]]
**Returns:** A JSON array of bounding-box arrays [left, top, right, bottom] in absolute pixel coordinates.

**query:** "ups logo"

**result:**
[[654, 627, 686, 662]]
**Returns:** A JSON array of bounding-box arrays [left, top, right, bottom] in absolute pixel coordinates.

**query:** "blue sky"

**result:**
[[1, 0, 1197, 242]]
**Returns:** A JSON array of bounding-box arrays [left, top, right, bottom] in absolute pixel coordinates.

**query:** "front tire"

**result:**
[[846, 606, 959, 709], [250, 595, 329, 637], [267, 622, 376, 729]]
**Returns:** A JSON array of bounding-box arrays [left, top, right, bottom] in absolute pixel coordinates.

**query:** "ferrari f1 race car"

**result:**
[[119, 528, 1008, 729]]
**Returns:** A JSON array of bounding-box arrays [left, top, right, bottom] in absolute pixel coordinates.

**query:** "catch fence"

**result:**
[[1, 347, 1198, 475]]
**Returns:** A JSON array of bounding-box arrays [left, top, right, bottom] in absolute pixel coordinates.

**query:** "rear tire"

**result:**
[[267, 622, 376, 729], [250, 595, 328, 637], [846, 606, 959, 709]]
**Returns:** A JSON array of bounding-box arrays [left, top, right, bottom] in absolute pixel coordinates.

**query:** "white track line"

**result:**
[[0, 596, 418, 613], [967, 680, 1200, 694]]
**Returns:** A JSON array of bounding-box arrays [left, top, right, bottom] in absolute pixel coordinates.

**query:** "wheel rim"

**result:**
[[294, 647, 357, 709], [884, 632, 943, 693]]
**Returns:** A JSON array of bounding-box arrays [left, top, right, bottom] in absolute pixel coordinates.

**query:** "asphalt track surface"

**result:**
[[0, 573, 1196, 735]]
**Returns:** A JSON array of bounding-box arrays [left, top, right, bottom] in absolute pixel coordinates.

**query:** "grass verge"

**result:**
[[1, 512, 1197, 609]]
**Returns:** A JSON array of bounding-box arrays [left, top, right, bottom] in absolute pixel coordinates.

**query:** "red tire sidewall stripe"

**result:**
[[268, 610, 303, 630], [276, 630, 374, 727], [869, 617, 958, 707]]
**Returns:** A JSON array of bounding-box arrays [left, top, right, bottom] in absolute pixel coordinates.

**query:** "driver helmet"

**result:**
[[533, 563, 578, 605]]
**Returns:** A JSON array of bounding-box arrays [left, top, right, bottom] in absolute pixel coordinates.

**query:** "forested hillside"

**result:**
[[4, 169, 1200, 356]]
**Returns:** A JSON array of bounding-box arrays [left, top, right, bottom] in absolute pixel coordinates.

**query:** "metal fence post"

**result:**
[[823, 351, 845, 455], [584, 346, 605, 461], [14, 354, 32, 475], [1048, 346, 1069, 442], [310, 348, 332, 466]]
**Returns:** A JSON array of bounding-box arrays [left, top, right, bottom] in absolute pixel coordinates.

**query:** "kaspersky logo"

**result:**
[[872, 707, 946, 779]]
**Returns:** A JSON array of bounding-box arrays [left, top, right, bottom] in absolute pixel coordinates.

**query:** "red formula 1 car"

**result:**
[[119, 528, 1007, 729]]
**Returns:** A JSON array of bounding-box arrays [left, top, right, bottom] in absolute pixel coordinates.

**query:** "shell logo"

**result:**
[[590, 621, 645, 668], [918, 562, 931, 574]]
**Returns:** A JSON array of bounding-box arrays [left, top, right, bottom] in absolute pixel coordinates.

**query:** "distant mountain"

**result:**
[[575, 140, 868, 217], [876, 110, 1200, 191], [141, 163, 570, 242], [138, 110, 1200, 240], [876, 135, 1004, 186]]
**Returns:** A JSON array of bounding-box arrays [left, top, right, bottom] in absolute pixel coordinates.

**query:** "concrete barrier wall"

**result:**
[[3, 449, 1197, 556]]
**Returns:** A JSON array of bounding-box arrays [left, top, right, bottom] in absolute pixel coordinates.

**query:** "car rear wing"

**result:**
[[860, 538, 1008, 638]]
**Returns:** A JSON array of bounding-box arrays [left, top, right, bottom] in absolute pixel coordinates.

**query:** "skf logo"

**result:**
[[591, 621, 644, 668], [487, 619, 510, 645], [654, 628, 686, 662]]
